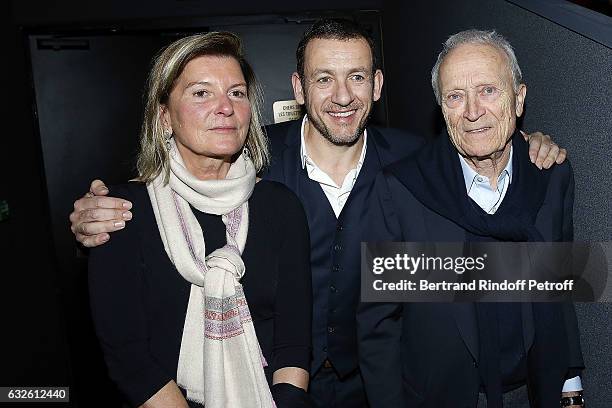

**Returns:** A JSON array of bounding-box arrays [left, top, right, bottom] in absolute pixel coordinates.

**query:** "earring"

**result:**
[[242, 146, 251, 159], [164, 129, 173, 151]]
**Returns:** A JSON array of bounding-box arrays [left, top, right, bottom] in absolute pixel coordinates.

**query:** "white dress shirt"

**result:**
[[458, 148, 582, 392], [300, 115, 367, 218]]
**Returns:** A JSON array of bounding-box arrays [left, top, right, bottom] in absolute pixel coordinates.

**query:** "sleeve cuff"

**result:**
[[562, 376, 583, 392], [271, 383, 314, 408]]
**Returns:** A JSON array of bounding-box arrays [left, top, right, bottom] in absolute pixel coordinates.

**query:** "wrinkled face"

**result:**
[[161, 55, 251, 165], [439, 43, 526, 159], [292, 38, 383, 145]]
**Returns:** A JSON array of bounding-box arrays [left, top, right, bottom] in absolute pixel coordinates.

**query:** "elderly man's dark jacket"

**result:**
[[262, 119, 424, 378], [358, 134, 584, 407]]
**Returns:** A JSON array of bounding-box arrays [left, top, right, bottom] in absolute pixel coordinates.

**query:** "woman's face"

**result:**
[[162, 55, 251, 166]]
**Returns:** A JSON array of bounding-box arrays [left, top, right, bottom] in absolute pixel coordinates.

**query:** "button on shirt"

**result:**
[[300, 115, 367, 218], [458, 147, 582, 391]]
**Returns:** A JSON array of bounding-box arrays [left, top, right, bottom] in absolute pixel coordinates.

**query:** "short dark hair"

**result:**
[[296, 18, 378, 80]]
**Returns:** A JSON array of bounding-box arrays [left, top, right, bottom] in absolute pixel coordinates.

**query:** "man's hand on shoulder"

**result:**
[[70, 179, 133, 248], [522, 130, 568, 169]]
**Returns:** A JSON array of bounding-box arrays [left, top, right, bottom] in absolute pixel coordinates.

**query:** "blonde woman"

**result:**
[[88, 32, 312, 408]]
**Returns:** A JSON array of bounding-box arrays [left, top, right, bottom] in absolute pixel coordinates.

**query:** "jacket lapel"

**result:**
[[279, 120, 336, 221], [340, 127, 386, 216], [453, 303, 479, 363], [522, 303, 535, 353]]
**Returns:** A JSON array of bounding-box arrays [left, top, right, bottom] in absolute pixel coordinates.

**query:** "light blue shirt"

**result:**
[[459, 148, 513, 214]]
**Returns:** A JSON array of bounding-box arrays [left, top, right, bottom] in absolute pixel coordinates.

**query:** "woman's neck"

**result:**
[[176, 144, 232, 180]]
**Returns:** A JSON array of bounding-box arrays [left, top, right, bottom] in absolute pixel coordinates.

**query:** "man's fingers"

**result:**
[[69, 209, 80, 225], [70, 180, 130, 245], [541, 143, 560, 169], [77, 232, 110, 248], [556, 148, 567, 164], [78, 207, 132, 224], [74, 196, 88, 212], [70, 203, 131, 242], [78, 218, 127, 236], [94, 196, 132, 210], [74, 196, 132, 212], [90, 179, 109, 196], [526, 131, 543, 164], [533, 133, 552, 169]]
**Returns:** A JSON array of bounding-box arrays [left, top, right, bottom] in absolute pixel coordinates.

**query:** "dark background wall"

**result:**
[[4, 0, 611, 407]]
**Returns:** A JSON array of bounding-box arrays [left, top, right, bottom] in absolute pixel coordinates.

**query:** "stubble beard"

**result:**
[[304, 96, 371, 147], [310, 111, 371, 148]]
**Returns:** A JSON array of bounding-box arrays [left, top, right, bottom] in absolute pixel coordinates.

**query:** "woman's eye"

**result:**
[[193, 90, 208, 97], [230, 90, 246, 98]]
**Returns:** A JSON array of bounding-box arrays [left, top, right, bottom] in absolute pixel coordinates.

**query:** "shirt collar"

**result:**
[[459, 146, 513, 193], [299, 114, 368, 169]]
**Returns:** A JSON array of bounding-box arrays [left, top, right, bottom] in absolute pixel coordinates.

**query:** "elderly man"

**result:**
[[359, 30, 584, 408], [69, 21, 567, 407]]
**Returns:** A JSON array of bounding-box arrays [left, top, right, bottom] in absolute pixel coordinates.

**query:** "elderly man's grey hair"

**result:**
[[431, 29, 523, 105]]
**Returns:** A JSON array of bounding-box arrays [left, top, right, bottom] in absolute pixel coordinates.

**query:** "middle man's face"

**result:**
[[293, 38, 383, 145]]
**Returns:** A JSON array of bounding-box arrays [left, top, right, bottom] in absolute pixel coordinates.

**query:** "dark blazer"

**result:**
[[358, 146, 584, 407], [262, 119, 424, 377]]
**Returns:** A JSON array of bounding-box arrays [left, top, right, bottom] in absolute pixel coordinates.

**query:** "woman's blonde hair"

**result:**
[[137, 32, 269, 183]]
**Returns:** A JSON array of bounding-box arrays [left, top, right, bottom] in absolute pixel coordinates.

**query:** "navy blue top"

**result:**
[[88, 180, 312, 407]]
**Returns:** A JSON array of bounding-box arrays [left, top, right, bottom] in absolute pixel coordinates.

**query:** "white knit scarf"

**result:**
[[147, 140, 274, 407]]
